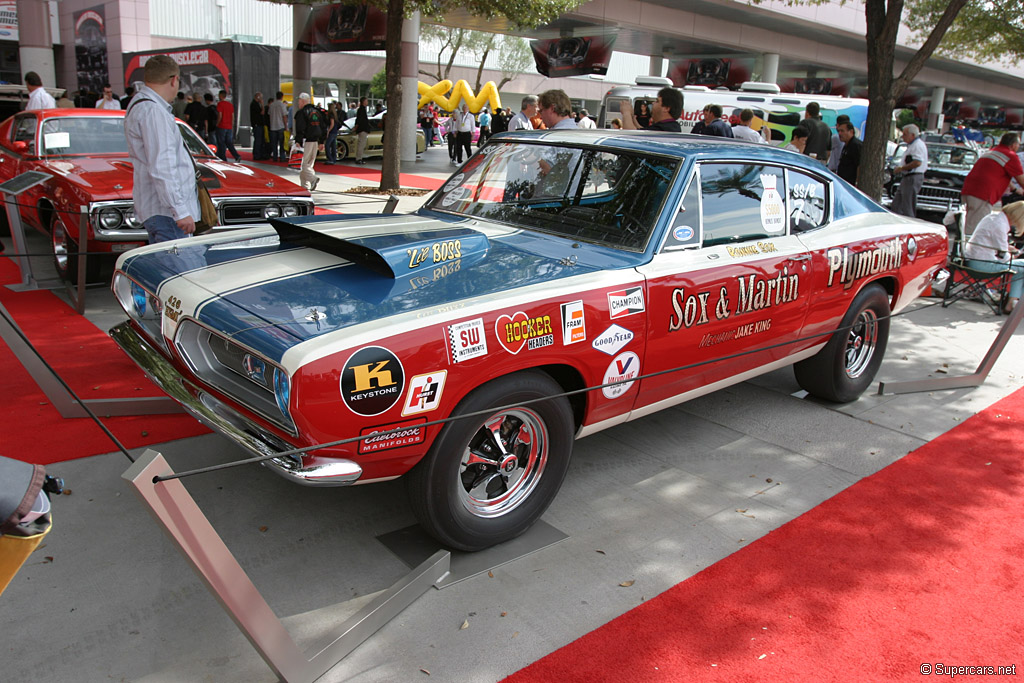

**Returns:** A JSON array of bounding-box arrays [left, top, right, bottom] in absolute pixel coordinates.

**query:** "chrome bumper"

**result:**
[[109, 321, 362, 487]]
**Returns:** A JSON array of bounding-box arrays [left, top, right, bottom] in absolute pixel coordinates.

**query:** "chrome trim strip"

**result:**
[[110, 321, 362, 487]]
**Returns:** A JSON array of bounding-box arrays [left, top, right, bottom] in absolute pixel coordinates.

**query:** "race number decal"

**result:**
[[760, 174, 785, 234]]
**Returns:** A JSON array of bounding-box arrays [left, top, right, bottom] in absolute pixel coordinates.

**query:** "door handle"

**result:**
[[788, 254, 812, 262]]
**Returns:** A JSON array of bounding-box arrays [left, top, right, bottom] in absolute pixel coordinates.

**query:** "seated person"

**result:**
[[964, 201, 1024, 314]]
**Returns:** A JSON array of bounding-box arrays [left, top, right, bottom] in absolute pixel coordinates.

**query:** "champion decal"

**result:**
[[607, 286, 645, 319]]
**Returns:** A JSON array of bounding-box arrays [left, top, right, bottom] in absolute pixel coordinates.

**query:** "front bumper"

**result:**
[[109, 321, 362, 487]]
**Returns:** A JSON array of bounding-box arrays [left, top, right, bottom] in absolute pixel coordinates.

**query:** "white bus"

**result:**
[[599, 76, 869, 146]]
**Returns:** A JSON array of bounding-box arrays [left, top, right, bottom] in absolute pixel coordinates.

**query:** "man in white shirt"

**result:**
[[268, 90, 288, 162], [95, 84, 121, 110], [731, 109, 765, 143], [124, 55, 199, 243], [25, 72, 56, 111], [454, 103, 476, 164], [538, 89, 578, 130], [891, 124, 928, 218], [577, 108, 596, 129], [507, 96, 538, 132]]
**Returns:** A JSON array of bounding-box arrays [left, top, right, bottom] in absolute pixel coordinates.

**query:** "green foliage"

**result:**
[[370, 69, 388, 101], [906, 0, 1024, 62], [895, 108, 918, 128]]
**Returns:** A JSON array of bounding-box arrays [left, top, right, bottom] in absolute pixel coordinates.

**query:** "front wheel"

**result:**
[[51, 214, 100, 283], [794, 283, 890, 403], [337, 140, 349, 161], [405, 371, 574, 552]]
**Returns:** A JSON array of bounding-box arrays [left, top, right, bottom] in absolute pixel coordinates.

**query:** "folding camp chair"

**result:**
[[942, 211, 1014, 314], [287, 144, 303, 170]]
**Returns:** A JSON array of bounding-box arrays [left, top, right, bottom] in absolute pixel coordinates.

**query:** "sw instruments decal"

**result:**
[[447, 318, 488, 363]]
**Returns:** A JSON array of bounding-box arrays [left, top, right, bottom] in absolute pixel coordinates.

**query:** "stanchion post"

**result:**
[[0, 171, 52, 291], [123, 449, 450, 682], [878, 300, 1024, 395]]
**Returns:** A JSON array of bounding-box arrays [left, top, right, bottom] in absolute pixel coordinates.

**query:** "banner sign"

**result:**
[[296, 3, 387, 53], [74, 5, 108, 95], [530, 36, 615, 78], [0, 1, 17, 41]]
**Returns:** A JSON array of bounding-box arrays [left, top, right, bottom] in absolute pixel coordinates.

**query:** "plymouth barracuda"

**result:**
[[0, 108, 314, 282], [109, 131, 947, 551]]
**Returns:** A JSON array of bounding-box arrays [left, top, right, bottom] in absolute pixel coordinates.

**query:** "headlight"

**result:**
[[123, 208, 140, 227], [130, 281, 147, 317], [882, 169, 892, 184], [98, 208, 123, 229], [263, 203, 282, 219], [283, 204, 299, 217], [274, 367, 291, 418]]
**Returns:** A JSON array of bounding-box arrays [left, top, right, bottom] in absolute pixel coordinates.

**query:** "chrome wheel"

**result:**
[[844, 308, 879, 379], [51, 217, 70, 277], [459, 408, 548, 518]]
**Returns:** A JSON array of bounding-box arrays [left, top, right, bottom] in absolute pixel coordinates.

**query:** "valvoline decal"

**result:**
[[673, 225, 694, 241]]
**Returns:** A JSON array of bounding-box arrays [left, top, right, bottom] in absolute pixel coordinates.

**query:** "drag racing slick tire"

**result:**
[[406, 371, 574, 552], [794, 283, 890, 403]]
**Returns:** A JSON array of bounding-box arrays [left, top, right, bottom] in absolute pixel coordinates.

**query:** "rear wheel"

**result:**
[[337, 140, 349, 161], [794, 284, 890, 403], [406, 371, 574, 552]]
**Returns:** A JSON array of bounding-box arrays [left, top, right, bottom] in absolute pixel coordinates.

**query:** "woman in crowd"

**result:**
[[964, 201, 1024, 314]]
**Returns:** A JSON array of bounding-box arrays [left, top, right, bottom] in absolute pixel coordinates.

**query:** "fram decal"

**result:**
[[496, 311, 553, 354], [340, 346, 404, 416], [560, 300, 586, 345], [602, 351, 640, 399], [592, 324, 634, 356], [402, 370, 447, 416], [447, 318, 487, 363], [608, 287, 644, 319], [358, 418, 427, 454]]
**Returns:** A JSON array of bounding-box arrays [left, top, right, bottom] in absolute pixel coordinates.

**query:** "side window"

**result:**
[[787, 169, 828, 233], [12, 115, 37, 147], [699, 163, 786, 247], [663, 172, 701, 250]]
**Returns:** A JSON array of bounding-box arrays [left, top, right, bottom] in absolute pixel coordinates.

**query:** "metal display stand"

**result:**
[[2, 171, 52, 290], [123, 449, 451, 683], [0, 301, 181, 417], [878, 299, 1024, 395]]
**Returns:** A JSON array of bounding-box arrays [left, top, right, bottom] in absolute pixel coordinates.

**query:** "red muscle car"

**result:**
[[0, 108, 314, 282]]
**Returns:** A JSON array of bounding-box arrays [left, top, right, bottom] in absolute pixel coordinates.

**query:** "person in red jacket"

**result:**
[[214, 89, 241, 163], [961, 132, 1024, 236]]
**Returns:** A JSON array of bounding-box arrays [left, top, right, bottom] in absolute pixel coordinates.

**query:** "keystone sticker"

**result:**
[[592, 324, 634, 356], [340, 346, 405, 416], [447, 318, 488, 363], [402, 370, 447, 416], [560, 300, 586, 345], [602, 351, 640, 399], [358, 418, 427, 454], [496, 311, 553, 355], [607, 286, 645, 319]]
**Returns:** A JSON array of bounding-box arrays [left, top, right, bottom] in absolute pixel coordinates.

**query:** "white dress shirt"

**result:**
[[903, 137, 928, 174], [456, 110, 476, 133], [732, 124, 764, 143], [26, 87, 56, 111], [577, 116, 596, 130], [124, 85, 199, 223], [507, 111, 533, 132], [96, 97, 122, 110]]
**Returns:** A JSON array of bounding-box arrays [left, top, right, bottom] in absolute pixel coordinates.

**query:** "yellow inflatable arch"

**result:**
[[418, 80, 502, 113]]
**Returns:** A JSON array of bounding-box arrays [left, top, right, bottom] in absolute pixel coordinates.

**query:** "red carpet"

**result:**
[[239, 151, 444, 190], [0, 259, 210, 465], [506, 390, 1024, 681]]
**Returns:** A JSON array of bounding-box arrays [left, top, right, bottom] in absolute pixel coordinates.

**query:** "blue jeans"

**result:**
[[966, 258, 1024, 299], [143, 215, 189, 244], [269, 129, 284, 160], [252, 125, 266, 159], [326, 127, 339, 163], [423, 125, 434, 147], [216, 128, 239, 161]]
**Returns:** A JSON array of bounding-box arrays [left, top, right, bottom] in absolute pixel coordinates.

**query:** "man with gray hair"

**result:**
[[293, 92, 326, 190], [577, 108, 596, 129], [508, 95, 538, 132], [891, 124, 927, 217]]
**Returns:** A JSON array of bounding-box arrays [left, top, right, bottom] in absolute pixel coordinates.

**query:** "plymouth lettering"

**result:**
[[827, 238, 903, 289]]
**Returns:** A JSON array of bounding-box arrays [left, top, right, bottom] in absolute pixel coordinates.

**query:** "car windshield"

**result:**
[[424, 141, 679, 251], [893, 143, 977, 169], [38, 116, 213, 158]]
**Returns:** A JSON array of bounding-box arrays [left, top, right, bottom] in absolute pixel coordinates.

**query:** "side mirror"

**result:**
[[208, 144, 217, 153], [13, 140, 29, 153]]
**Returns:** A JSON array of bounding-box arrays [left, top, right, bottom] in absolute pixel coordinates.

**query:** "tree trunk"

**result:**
[[380, 0, 403, 191], [858, 0, 969, 200]]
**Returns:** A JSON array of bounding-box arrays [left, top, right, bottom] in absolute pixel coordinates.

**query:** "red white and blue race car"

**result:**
[[110, 131, 947, 551]]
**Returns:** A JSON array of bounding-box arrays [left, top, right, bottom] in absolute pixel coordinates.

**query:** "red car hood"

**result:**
[[38, 155, 309, 201]]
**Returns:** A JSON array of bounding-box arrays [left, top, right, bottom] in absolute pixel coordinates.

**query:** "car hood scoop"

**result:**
[[269, 214, 489, 279]]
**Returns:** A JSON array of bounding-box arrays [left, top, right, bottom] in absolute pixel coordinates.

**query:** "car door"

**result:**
[[3, 113, 43, 227], [633, 161, 813, 415]]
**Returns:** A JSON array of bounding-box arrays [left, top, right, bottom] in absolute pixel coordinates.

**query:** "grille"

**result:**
[[218, 198, 314, 225], [174, 319, 295, 433]]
